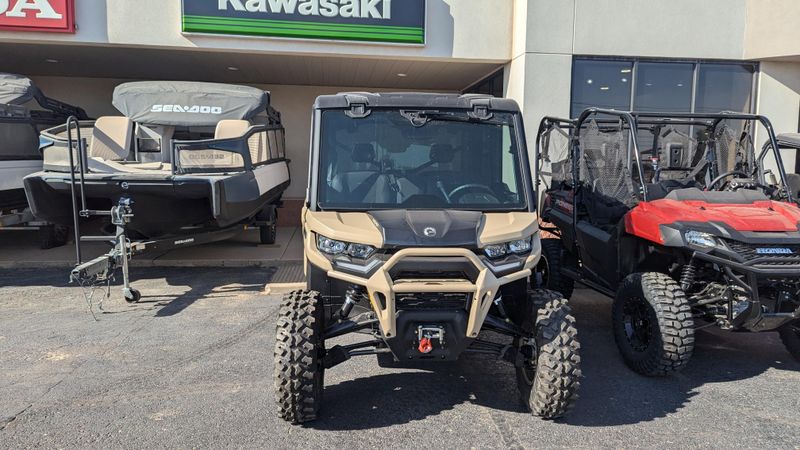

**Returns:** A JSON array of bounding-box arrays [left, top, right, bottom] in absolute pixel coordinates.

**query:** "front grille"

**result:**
[[396, 293, 471, 311], [723, 240, 800, 266], [393, 270, 469, 280]]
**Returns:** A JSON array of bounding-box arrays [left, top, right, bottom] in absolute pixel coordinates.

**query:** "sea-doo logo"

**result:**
[[151, 105, 223, 115], [756, 248, 793, 255], [423, 227, 437, 238], [219, 0, 392, 20]]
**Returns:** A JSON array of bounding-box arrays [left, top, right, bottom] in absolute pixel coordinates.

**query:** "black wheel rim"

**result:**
[[622, 296, 653, 352], [534, 256, 550, 289], [518, 340, 537, 385]]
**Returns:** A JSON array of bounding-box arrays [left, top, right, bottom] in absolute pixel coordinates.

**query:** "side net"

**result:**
[[578, 120, 636, 208], [539, 123, 572, 189], [713, 121, 755, 176]]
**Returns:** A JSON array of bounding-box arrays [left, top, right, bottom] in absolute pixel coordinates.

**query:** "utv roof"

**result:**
[[0, 73, 38, 105], [777, 133, 800, 148], [314, 92, 521, 113], [112, 81, 270, 127]]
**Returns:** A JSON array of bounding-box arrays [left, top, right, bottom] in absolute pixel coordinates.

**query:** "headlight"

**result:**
[[684, 230, 718, 249], [484, 236, 533, 259], [484, 244, 509, 259], [317, 235, 376, 259], [317, 235, 347, 255], [508, 238, 533, 254], [347, 243, 376, 259]]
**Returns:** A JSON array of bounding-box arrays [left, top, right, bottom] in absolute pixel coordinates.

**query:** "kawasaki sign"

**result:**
[[182, 0, 425, 44]]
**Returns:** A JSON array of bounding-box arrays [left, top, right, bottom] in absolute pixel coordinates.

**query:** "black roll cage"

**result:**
[[534, 108, 791, 206]]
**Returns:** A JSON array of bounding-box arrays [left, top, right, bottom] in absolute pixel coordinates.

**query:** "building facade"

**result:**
[[2, 0, 799, 222]]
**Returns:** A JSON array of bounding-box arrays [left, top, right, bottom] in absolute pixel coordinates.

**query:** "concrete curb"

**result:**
[[263, 282, 306, 295]]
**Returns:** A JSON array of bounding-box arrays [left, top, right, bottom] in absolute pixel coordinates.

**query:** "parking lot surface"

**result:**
[[1, 267, 798, 449]]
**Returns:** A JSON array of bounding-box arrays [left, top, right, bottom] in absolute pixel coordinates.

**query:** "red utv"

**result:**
[[534, 109, 800, 375]]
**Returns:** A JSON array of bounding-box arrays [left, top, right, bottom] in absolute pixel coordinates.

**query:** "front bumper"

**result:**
[[691, 250, 800, 331], [307, 241, 539, 339], [693, 251, 800, 278]]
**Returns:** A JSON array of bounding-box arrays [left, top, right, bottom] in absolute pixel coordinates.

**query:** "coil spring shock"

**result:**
[[680, 262, 697, 292]]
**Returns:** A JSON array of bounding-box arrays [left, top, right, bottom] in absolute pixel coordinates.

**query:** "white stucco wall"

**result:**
[[756, 62, 800, 172], [745, 0, 800, 60]]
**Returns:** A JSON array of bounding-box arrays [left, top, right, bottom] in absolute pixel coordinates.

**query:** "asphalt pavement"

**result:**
[[1, 267, 798, 449]]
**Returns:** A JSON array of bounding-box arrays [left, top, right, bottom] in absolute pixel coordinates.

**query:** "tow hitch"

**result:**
[[417, 325, 445, 354]]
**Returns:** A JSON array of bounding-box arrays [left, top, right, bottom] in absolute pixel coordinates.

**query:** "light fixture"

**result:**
[[45, 58, 59, 63], [227, 66, 240, 71], [620, 68, 632, 74], [646, 83, 653, 87], [621, 78, 628, 83], [397, 73, 408, 77], [600, 86, 610, 91], [586, 79, 593, 85], [677, 83, 684, 87]]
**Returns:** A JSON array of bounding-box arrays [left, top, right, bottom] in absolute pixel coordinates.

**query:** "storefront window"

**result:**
[[571, 60, 633, 114], [634, 62, 693, 112], [695, 64, 755, 113], [570, 58, 756, 118]]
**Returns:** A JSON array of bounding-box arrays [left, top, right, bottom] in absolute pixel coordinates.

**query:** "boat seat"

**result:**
[[89, 116, 134, 161], [118, 161, 165, 170], [215, 120, 250, 139], [87, 157, 171, 174]]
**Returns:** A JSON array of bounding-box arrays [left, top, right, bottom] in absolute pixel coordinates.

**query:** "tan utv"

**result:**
[[274, 93, 581, 423]]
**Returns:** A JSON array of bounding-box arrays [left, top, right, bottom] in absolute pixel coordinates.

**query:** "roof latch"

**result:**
[[468, 99, 493, 120], [344, 93, 371, 118]]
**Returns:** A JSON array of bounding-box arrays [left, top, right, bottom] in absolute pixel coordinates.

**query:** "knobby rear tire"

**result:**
[[537, 238, 575, 299]]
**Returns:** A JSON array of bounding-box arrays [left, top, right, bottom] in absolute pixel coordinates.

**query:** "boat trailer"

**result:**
[[63, 117, 242, 308]]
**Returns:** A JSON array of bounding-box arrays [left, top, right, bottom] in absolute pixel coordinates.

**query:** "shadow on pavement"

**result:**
[[0, 267, 269, 318], [309, 356, 526, 431], [312, 290, 799, 430], [556, 292, 799, 427]]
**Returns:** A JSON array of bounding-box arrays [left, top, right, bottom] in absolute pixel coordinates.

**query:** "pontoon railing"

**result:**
[[171, 124, 284, 175], [65, 116, 86, 265]]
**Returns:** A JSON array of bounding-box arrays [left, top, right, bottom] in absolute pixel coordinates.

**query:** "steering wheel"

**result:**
[[448, 184, 499, 204], [708, 170, 749, 191]]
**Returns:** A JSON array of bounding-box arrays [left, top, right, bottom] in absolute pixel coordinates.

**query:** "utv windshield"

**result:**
[[316, 109, 527, 211]]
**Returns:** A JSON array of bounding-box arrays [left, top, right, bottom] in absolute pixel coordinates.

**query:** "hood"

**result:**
[[369, 210, 482, 248], [627, 199, 800, 244]]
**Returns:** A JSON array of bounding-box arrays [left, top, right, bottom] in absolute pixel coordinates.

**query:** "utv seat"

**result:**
[[785, 173, 800, 199], [329, 143, 395, 203], [664, 188, 769, 204]]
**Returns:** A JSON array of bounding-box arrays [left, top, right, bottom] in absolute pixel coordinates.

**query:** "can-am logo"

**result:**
[[151, 105, 223, 114], [756, 247, 793, 255], [0, 0, 74, 33], [219, 0, 392, 19]]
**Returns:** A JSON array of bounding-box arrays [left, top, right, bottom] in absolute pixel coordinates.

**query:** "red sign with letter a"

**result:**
[[0, 0, 75, 33]]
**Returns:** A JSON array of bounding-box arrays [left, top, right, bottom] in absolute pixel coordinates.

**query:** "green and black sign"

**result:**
[[182, 0, 426, 44]]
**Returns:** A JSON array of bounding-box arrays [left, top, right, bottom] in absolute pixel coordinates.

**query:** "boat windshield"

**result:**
[[316, 109, 527, 211]]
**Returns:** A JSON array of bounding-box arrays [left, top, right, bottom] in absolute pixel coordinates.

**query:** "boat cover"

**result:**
[[112, 81, 269, 127], [777, 133, 800, 148], [0, 73, 38, 106]]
